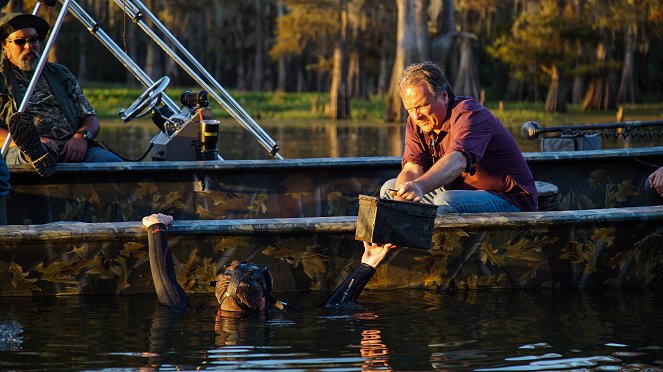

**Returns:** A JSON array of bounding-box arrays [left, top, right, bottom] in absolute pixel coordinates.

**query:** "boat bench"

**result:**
[[535, 181, 558, 211]]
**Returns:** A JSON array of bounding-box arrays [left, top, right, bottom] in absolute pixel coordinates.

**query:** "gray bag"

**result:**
[[541, 133, 601, 151]]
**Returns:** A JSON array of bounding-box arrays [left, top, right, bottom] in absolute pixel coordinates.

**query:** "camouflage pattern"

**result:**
[[0, 207, 661, 296], [12, 65, 95, 148], [1, 147, 662, 295]]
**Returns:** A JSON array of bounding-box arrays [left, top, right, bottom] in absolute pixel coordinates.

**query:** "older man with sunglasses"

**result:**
[[0, 13, 121, 177]]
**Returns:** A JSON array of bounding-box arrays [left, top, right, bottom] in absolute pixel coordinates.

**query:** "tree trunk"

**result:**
[[453, 33, 480, 99], [296, 62, 306, 92], [543, 64, 566, 113], [276, 0, 287, 91], [329, 1, 350, 120], [234, 15, 247, 91], [141, 0, 162, 80], [348, 51, 361, 97], [124, 17, 136, 85], [377, 36, 391, 95], [572, 75, 585, 104], [77, 31, 87, 82], [251, 0, 264, 91], [384, 0, 429, 122], [571, 2, 586, 105], [431, 0, 454, 76], [582, 41, 616, 111], [617, 25, 640, 104], [414, 0, 430, 59]]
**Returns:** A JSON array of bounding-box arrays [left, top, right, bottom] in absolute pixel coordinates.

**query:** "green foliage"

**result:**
[[84, 85, 663, 127], [270, 1, 340, 59]]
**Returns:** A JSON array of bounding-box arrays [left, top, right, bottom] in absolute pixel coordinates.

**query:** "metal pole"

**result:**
[[1, 0, 72, 157], [62, 0, 179, 113], [127, 0, 277, 147], [521, 120, 663, 140], [115, 0, 283, 159]]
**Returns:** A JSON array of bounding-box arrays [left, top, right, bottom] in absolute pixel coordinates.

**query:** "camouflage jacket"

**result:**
[[0, 59, 85, 136]]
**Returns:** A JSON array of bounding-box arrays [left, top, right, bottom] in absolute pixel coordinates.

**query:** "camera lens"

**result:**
[[180, 90, 209, 108]]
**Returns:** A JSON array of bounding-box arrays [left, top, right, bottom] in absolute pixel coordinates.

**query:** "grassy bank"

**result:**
[[84, 84, 663, 128]]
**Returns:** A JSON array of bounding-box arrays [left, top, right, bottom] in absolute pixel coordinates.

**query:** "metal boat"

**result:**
[[1, 1, 662, 295]]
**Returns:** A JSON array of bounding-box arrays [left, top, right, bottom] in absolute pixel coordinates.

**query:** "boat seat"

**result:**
[[535, 181, 559, 211]]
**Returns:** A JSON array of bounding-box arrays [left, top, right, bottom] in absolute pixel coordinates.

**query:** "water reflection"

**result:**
[[1, 290, 663, 370], [146, 306, 188, 368], [0, 316, 22, 351], [360, 328, 392, 371], [98, 118, 660, 160]]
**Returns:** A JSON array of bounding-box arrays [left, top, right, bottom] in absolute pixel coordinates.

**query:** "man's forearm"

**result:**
[[395, 162, 424, 188], [78, 114, 100, 136], [413, 151, 466, 194]]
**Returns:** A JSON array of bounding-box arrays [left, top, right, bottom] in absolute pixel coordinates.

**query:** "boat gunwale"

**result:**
[[2, 205, 662, 244], [5, 146, 663, 174]]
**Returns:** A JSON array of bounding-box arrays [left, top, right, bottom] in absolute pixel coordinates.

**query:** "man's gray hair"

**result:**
[[399, 62, 454, 98]]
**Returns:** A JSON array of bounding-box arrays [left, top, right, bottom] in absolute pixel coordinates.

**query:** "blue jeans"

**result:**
[[380, 178, 521, 213], [80, 145, 123, 162], [643, 176, 663, 206], [6, 143, 122, 164]]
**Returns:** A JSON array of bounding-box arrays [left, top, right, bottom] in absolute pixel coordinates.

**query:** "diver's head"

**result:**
[[214, 261, 273, 313]]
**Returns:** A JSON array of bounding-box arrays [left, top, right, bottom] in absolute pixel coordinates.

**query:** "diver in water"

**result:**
[[142, 213, 395, 313]]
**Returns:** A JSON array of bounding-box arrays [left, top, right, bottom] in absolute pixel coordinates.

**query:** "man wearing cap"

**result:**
[[0, 13, 121, 177]]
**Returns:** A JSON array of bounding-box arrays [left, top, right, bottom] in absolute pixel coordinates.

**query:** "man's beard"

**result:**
[[16, 50, 40, 71]]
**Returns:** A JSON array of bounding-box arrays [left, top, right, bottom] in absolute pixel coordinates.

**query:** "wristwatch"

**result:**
[[77, 129, 94, 141]]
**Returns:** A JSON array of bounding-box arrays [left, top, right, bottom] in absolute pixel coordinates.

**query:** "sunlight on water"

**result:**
[[1, 290, 662, 370], [98, 118, 660, 160]]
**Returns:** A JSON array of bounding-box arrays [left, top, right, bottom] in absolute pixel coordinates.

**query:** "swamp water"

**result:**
[[4, 120, 658, 370], [97, 119, 658, 160], [1, 289, 662, 370]]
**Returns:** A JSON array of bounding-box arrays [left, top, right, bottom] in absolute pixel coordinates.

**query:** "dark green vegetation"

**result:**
[[8, 1, 661, 121], [86, 86, 663, 128]]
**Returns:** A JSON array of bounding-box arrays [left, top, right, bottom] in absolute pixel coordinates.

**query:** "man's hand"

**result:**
[[391, 180, 424, 202], [40, 137, 58, 154], [60, 135, 87, 162], [649, 167, 663, 196], [361, 241, 396, 268], [142, 213, 173, 228]]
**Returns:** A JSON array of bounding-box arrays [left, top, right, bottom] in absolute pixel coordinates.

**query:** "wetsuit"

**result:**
[[146, 223, 375, 310], [146, 223, 189, 310]]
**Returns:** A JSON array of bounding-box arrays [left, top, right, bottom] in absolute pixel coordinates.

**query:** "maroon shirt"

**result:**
[[402, 96, 538, 211]]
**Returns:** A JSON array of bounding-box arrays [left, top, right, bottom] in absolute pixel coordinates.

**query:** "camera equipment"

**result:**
[[180, 90, 209, 108], [197, 120, 220, 160], [149, 105, 174, 133], [148, 89, 220, 161]]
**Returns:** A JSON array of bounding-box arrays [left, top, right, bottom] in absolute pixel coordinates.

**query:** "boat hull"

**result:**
[[6, 147, 663, 224], [2, 206, 662, 296], [3, 147, 662, 295]]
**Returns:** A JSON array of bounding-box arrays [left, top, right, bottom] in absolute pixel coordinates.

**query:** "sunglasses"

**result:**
[[7, 36, 40, 46]]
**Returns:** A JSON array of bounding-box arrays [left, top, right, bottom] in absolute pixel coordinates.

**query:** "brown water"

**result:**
[[1, 289, 662, 370], [97, 119, 660, 161]]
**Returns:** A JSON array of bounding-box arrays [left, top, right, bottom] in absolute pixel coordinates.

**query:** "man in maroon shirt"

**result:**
[[382, 62, 538, 213]]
